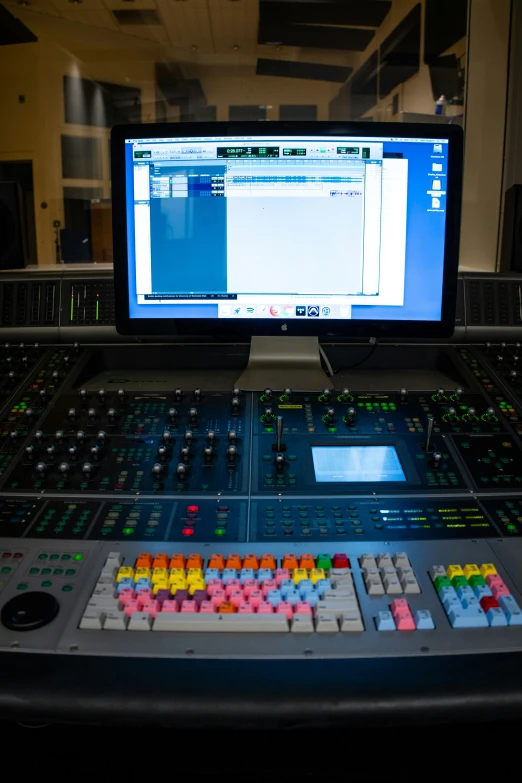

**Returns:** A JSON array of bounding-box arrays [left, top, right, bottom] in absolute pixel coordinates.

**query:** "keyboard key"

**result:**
[[360, 554, 377, 569], [414, 610, 435, 630], [80, 611, 104, 629], [128, 611, 153, 631], [377, 553, 393, 568], [153, 613, 289, 632], [103, 611, 129, 630], [491, 582, 510, 599], [365, 575, 385, 596], [238, 602, 254, 614], [463, 564, 481, 579], [401, 576, 421, 595], [200, 601, 215, 614], [276, 602, 293, 619], [480, 563, 497, 577], [393, 552, 410, 568], [499, 595, 522, 625], [395, 611, 415, 631], [487, 607, 508, 627], [391, 599, 409, 615], [473, 584, 493, 601], [376, 611, 396, 631], [291, 614, 314, 633], [448, 608, 488, 628], [430, 565, 447, 581], [340, 610, 364, 632], [446, 565, 464, 580], [315, 612, 339, 633]]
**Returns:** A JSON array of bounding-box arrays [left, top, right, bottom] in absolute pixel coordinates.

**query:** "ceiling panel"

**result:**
[[157, 0, 213, 51], [258, 22, 375, 50], [208, 0, 258, 53], [257, 57, 352, 82], [259, 1, 392, 28]]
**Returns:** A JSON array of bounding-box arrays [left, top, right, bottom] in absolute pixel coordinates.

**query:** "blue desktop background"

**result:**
[[125, 139, 447, 320]]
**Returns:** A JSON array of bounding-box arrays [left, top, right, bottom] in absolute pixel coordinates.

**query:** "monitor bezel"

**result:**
[[112, 121, 463, 339]]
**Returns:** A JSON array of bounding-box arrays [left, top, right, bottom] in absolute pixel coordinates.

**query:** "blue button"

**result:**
[[473, 584, 493, 601], [266, 589, 282, 607], [376, 610, 396, 631], [117, 579, 134, 593], [487, 607, 508, 627], [284, 590, 301, 606], [414, 610, 435, 630], [257, 568, 272, 582], [239, 568, 255, 584], [461, 596, 480, 610], [222, 568, 237, 583], [439, 586, 458, 603], [449, 608, 488, 628], [457, 585, 475, 602], [443, 595, 461, 613], [307, 592, 319, 608], [135, 577, 152, 590], [499, 595, 522, 625], [315, 578, 332, 597], [204, 568, 220, 581]]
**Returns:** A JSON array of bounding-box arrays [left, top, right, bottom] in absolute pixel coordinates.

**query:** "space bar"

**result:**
[[152, 613, 289, 632]]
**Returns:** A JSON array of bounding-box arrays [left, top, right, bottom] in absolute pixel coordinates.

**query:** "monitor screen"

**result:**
[[311, 445, 407, 483], [112, 123, 462, 336]]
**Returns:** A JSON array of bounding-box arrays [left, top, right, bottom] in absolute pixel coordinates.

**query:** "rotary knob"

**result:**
[[87, 407, 96, 419], [107, 408, 117, 420], [162, 429, 173, 443], [263, 387, 273, 401], [58, 461, 70, 475], [327, 407, 335, 421], [98, 389, 106, 401], [228, 430, 237, 442], [174, 388, 183, 402], [82, 462, 93, 475], [157, 444, 168, 458], [97, 431, 107, 442], [231, 396, 240, 414], [68, 408, 76, 420], [322, 388, 332, 401], [55, 430, 65, 441], [36, 461, 47, 474], [25, 445, 37, 457], [204, 445, 213, 461], [207, 430, 216, 442], [168, 408, 177, 420], [227, 445, 237, 460], [193, 388, 202, 401], [76, 430, 86, 441], [185, 430, 193, 444], [24, 407, 34, 418], [90, 445, 101, 458], [152, 463, 163, 475], [189, 407, 198, 422], [68, 444, 79, 457], [79, 388, 88, 401], [176, 463, 187, 480], [180, 445, 190, 460], [117, 388, 126, 399], [35, 430, 44, 441]]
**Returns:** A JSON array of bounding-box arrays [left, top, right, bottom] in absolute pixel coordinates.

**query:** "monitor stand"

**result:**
[[235, 336, 334, 391]]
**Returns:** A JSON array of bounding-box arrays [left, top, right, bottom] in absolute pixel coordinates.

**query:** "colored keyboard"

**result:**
[[80, 551, 365, 633], [431, 563, 522, 628]]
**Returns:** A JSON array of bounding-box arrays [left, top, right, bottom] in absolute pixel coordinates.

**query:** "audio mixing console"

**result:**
[[1, 338, 522, 722]]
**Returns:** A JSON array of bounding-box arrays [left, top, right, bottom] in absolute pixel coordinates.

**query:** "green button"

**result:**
[[29, 567, 39, 575], [1, 566, 11, 574], [214, 529, 226, 536], [65, 569, 76, 576], [316, 554, 332, 569], [73, 553, 83, 561], [434, 575, 452, 592], [41, 580, 52, 587], [16, 583, 28, 590], [61, 584, 73, 592], [50, 554, 59, 560], [468, 574, 486, 588], [41, 568, 52, 575], [37, 553, 48, 560], [451, 575, 468, 590], [53, 568, 64, 575]]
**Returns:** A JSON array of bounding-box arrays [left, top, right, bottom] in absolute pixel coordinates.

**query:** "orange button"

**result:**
[[299, 554, 315, 569], [218, 601, 237, 613], [260, 554, 276, 570], [282, 554, 298, 570], [186, 553, 203, 569], [209, 553, 225, 570], [243, 553, 259, 570], [226, 553, 242, 569], [152, 553, 169, 568], [135, 552, 153, 568], [169, 553, 186, 569]]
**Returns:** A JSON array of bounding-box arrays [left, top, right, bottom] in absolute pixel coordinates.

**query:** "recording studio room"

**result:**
[[1, 0, 522, 736]]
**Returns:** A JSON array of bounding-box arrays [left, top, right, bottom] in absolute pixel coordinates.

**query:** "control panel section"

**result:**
[[452, 434, 522, 490], [65, 281, 115, 326]]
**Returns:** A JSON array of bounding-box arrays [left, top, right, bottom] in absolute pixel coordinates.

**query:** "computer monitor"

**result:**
[[112, 122, 463, 339]]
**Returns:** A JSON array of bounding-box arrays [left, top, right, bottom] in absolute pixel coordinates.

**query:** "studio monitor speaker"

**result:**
[[0, 181, 28, 269], [501, 184, 522, 273]]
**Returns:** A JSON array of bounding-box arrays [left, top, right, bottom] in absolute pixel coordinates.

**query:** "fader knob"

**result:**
[[432, 452, 442, 468], [275, 453, 285, 470], [176, 463, 187, 480], [152, 463, 163, 475], [36, 462, 47, 474], [228, 430, 237, 442], [79, 389, 88, 400], [58, 462, 70, 475], [168, 408, 177, 420], [185, 430, 193, 443], [117, 388, 126, 399], [82, 462, 93, 475], [68, 408, 76, 420], [88, 408, 96, 418], [227, 445, 237, 459], [264, 388, 273, 401], [107, 408, 117, 420]]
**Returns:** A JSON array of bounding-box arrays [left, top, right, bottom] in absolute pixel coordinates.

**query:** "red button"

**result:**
[[2, 553, 11, 559], [186, 512, 197, 519], [218, 506, 229, 512], [13, 553, 23, 559], [187, 505, 199, 513], [333, 554, 350, 568], [480, 596, 499, 612], [182, 528, 195, 536]]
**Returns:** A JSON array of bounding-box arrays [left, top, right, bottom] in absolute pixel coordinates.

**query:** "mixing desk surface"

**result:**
[[3, 338, 522, 724]]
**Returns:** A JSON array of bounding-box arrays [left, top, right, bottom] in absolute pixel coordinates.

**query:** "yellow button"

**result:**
[[170, 580, 187, 594], [446, 565, 464, 579], [135, 567, 151, 580], [412, 418, 420, 422], [310, 568, 325, 585], [116, 566, 134, 583], [169, 568, 185, 583], [480, 563, 497, 577], [152, 581, 170, 594], [188, 580, 206, 595], [186, 568, 203, 584], [152, 567, 169, 584], [293, 568, 308, 585], [463, 564, 480, 579]]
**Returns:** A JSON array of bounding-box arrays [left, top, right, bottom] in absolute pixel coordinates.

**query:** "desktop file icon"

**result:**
[[432, 197, 441, 209], [432, 180, 442, 191], [433, 143, 443, 154], [432, 163, 443, 172]]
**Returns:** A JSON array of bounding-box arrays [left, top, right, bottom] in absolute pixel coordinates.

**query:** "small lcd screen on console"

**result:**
[[312, 446, 406, 483]]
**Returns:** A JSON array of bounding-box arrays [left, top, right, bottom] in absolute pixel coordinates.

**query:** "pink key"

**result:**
[[276, 601, 293, 619], [275, 568, 290, 586], [238, 602, 254, 614], [181, 600, 198, 613], [225, 579, 242, 597], [200, 601, 215, 614], [229, 590, 244, 608], [486, 574, 503, 588], [249, 589, 263, 608], [491, 582, 510, 598], [243, 579, 258, 597], [136, 588, 152, 607], [391, 599, 410, 615], [141, 600, 160, 618], [261, 579, 277, 597], [206, 579, 223, 595], [395, 610, 415, 631], [295, 601, 312, 615], [161, 600, 178, 613], [124, 600, 139, 617], [258, 601, 274, 613], [211, 589, 226, 608], [119, 590, 136, 606]]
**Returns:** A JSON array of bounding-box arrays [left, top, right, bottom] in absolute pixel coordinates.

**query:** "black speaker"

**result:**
[[0, 182, 28, 269], [501, 185, 522, 273]]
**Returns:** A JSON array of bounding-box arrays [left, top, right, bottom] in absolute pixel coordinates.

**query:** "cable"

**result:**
[[327, 339, 379, 374], [319, 345, 334, 377]]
